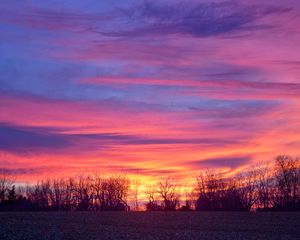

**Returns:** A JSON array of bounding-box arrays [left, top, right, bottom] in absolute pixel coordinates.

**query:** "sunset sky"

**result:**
[[1, 0, 300, 184]]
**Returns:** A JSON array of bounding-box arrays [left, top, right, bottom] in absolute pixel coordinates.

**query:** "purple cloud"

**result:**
[[0, 123, 239, 154], [188, 156, 252, 169], [0, 123, 71, 153], [109, 1, 291, 38]]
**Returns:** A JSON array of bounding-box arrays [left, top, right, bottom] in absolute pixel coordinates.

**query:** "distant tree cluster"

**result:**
[[0, 174, 130, 211], [143, 155, 300, 211], [196, 155, 300, 211], [0, 155, 299, 211]]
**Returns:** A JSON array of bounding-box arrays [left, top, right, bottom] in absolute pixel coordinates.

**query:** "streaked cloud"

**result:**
[[109, 1, 291, 37], [187, 156, 252, 169], [0, 123, 70, 153]]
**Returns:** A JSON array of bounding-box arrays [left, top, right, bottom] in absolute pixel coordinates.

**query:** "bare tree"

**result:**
[[75, 175, 93, 211], [274, 155, 300, 209], [237, 170, 259, 211], [256, 165, 274, 209], [144, 184, 161, 211], [131, 179, 141, 211], [158, 177, 180, 211], [112, 175, 131, 211], [179, 187, 194, 211], [91, 173, 103, 210], [0, 171, 15, 203], [49, 178, 68, 210], [195, 171, 227, 210], [195, 171, 246, 211]]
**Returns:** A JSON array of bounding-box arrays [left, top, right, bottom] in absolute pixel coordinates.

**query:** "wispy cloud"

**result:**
[[187, 156, 252, 169], [109, 1, 291, 37], [0, 121, 239, 155], [0, 167, 46, 175]]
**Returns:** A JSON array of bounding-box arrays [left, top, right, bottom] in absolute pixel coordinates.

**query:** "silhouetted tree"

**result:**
[[0, 171, 15, 204], [131, 179, 141, 211], [158, 177, 180, 211], [179, 188, 194, 211], [7, 185, 16, 202], [273, 155, 300, 210], [237, 170, 259, 211], [195, 171, 245, 211], [144, 184, 162, 211], [256, 166, 274, 210]]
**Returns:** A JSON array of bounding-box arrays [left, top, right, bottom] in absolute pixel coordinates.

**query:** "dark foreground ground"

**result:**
[[0, 212, 299, 240]]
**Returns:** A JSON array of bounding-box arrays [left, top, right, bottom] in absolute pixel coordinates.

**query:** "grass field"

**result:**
[[0, 212, 299, 240]]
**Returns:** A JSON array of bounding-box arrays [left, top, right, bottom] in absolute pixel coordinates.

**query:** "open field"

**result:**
[[0, 212, 299, 240]]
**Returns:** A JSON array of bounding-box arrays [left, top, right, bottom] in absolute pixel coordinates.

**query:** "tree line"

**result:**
[[0, 155, 299, 211]]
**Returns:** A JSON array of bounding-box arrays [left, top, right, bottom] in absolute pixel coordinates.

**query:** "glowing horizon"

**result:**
[[1, 0, 300, 185]]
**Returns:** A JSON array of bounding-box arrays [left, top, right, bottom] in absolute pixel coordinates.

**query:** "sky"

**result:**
[[0, 0, 300, 184]]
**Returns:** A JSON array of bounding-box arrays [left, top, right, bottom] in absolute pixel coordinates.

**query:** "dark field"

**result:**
[[0, 212, 299, 240]]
